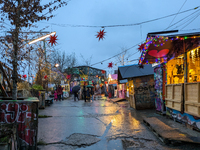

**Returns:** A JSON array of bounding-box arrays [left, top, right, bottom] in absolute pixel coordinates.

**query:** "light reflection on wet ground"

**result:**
[[38, 97, 200, 150]]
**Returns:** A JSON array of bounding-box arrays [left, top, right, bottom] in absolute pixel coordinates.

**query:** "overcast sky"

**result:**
[[36, 0, 200, 74]]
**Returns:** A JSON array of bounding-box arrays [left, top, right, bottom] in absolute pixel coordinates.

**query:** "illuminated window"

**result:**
[[187, 47, 200, 83], [167, 54, 184, 84]]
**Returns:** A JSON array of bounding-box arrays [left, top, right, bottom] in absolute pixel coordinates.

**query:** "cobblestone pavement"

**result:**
[[37, 97, 200, 150]]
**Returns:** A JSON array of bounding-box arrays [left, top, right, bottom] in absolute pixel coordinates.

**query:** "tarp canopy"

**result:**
[[118, 64, 154, 82], [139, 32, 200, 65]]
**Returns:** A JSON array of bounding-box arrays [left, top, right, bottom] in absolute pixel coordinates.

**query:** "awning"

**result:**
[[139, 32, 200, 65], [118, 64, 154, 81]]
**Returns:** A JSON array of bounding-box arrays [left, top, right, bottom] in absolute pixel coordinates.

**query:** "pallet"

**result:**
[[143, 117, 199, 145]]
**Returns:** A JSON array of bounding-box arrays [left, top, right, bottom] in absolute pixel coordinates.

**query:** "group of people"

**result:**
[[54, 85, 63, 101], [82, 86, 94, 102], [73, 86, 94, 102]]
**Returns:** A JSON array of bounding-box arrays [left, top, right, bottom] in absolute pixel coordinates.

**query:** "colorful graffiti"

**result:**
[[0, 102, 38, 146], [167, 108, 200, 131], [154, 67, 163, 112]]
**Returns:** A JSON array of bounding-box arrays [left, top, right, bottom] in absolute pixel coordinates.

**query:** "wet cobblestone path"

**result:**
[[37, 97, 200, 150]]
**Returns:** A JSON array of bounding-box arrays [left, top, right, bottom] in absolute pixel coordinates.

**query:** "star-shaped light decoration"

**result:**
[[108, 62, 113, 68], [22, 75, 27, 79], [96, 29, 106, 41], [66, 74, 71, 80], [48, 34, 58, 46], [138, 43, 144, 52], [101, 70, 105, 74], [44, 75, 48, 80]]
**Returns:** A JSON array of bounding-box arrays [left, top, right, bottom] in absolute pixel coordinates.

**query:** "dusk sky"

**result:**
[[11, 0, 200, 75]]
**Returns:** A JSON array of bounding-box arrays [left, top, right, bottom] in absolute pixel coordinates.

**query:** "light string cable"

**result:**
[[166, 0, 188, 30], [40, 6, 200, 28], [90, 41, 143, 66], [165, 8, 200, 30], [180, 11, 200, 30]]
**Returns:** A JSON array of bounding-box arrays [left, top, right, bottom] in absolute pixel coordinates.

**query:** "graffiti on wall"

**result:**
[[154, 67, 163, 112], [167, 108, 200, 130], [133, 76, 155, 109], [0, 102, 37, 146]]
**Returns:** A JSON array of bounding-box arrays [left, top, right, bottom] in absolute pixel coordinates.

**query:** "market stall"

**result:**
[[139, 32, 200, 130], [118, 64, 155, 110]]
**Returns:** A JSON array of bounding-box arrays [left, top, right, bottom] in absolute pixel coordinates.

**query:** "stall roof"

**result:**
[[118, 64, 154, 81], [139, 31, 200, 65]]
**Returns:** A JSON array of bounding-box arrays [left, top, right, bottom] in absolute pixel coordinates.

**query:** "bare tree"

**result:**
[[51, 51, 78, 72], [0, 0, 67, 99], [115, 46, 131, 66], [80, 53, 92, 66]]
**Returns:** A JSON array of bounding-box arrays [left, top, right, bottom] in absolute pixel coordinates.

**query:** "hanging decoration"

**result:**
[[101, 70, 105, 74], [66, 74, 71, 80], [138, 36, 200, 65], [148, 49, 169, 58], [108, 62, 113, 68], [22, 75, 27, 79], [138, 43, 144, 52], [48, 34, 58, 46], [44, 75, 48, 80], [96, 29, 106, 41]]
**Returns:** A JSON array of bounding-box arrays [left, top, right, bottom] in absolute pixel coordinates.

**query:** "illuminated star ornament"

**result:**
[[138, 43, 144, 52], [108, 62, 113, 68], [96, 29, 106, 41], [44, 75, 48, 80], [22, 75, 27, 79], [101, 70, 105, 74], [66, 74, 71, 80], [48, 34, 58, 46]]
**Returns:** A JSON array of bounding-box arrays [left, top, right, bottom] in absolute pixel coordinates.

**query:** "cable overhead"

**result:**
[[172, 11, 200, 30], [180, 12, 200, 30], [90, 41, 143, 66], [167, 0, 187, 29], [165, 8, 200, 30], [40, 6, 200, 28]]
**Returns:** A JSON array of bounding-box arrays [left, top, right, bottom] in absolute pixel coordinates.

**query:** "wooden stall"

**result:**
[[138, 32, 200, 131], [118, 64, 155, 110], [165, 84, 183, 112], [184, 82, 200, 117]]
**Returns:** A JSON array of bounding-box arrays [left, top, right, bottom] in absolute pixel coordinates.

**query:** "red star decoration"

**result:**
[[44, 75, 48, 80], [22, 75, 27, 79], [138, 44, 144, 52], [66, 74, 71, 80], [101, 70, 105, 74], [108, 62, 113, 68], [48, 34, 58, 46], [96, 29, 106, 41]]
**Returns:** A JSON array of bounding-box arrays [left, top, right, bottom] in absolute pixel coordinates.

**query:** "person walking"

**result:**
[[74, 91, 79, 101], [83, 86, 87, 102], [61, 87, 64, 100], [86, 87, 90, 101], [91, 88, 94, 102], [54, 90, 58, 101], [57, 85, 63, 101]]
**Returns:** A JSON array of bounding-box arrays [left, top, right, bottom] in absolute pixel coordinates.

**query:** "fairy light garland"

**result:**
[[138, 35, 200, 65]]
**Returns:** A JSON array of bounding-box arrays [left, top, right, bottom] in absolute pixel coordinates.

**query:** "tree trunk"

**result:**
[[12, 29, 19, 100], [12, 0, 21, 100]]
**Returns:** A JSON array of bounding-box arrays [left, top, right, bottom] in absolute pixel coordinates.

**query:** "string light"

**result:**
[[139, 35, 200, 65]]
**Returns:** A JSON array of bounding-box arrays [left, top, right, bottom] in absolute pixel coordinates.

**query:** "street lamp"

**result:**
[[28, 32, 56, 45], [55, 63, 59, 68]]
